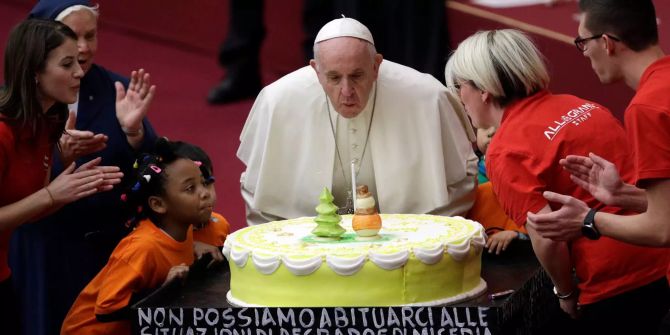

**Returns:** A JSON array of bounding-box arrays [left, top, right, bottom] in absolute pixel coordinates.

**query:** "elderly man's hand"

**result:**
[[526, 192, 588, 241], [560, 153, 623, 206], [115, 69, 156, 137], [59, 111, 108, 166]]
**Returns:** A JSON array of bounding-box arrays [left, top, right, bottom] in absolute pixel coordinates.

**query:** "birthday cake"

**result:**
[[223, 213, 487, 307]]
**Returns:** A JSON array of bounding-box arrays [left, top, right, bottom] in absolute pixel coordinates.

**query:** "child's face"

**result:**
[[198, 171, 218, 226], [476, 126, 496, 154], [205, 180, 217, 206], [161, 158, 214, 225]]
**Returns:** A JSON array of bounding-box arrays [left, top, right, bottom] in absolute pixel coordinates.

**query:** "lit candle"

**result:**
[[351, 161, 357, 211]]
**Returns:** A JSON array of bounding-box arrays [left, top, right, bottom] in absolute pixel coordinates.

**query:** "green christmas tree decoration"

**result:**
[[312, 187, 345, 239]]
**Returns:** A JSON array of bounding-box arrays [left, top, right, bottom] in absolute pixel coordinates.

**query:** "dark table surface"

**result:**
[[136, 240, 540, 309]]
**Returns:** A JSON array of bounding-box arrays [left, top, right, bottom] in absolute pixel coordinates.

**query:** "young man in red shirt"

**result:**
[[528, 0, 670, 247], [526, 0, 670, 332]]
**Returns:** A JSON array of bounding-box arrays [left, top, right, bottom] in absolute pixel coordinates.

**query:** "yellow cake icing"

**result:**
[[223, 214, 487, 307]]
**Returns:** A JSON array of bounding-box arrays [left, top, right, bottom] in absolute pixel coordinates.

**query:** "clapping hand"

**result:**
[[115, 69, 156, 135], [527, 192, 589, 241], [528, 153, 627, 241], [59, 111, 108, 166], [560, 152, 622, 206], [74, 157, 123, 192], [46, 158, 123, 206]]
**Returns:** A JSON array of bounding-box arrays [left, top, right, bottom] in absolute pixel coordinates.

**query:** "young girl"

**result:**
[[174, 141, 229, 268], [61, 138, 214, 334], [174, 141, 230, 247], [0, 19, 122, 333]]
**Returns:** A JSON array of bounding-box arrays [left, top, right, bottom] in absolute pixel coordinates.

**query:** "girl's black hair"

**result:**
[[0, 19, 77, 144], [121, 138, 217, 228], [120, 138, 184, 228], [172, 141, 215, 184]]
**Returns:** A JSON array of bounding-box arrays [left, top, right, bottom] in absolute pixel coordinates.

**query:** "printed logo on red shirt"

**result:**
[[544, 103, 597, 141]]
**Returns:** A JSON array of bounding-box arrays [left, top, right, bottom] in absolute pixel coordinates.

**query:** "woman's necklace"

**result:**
[[326, 85, 377, 214]]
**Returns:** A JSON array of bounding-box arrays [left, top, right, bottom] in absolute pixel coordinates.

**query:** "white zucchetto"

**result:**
[[314, 17, 375, 45]]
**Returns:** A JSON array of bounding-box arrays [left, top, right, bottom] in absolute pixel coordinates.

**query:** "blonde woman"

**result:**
[[446, 29, 669, 334]]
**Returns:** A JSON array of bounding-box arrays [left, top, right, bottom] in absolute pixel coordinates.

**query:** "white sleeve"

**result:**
[[435, 91, 478, 217], [240, 174, 284, 226]]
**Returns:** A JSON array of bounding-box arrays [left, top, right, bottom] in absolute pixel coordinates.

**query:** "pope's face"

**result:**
[[311, 37, 382, 119]]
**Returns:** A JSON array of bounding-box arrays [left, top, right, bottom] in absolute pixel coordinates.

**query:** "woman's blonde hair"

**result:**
[[445, 29, 549, 107]]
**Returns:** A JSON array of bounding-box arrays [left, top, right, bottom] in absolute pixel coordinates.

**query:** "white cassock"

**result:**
[[237, 60, 478, 225]]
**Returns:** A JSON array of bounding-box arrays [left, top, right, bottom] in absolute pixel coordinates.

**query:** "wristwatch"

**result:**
[[581, 208, 601, 240]]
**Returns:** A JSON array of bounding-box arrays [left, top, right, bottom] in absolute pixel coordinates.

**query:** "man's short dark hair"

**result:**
[[579, 0, 658, 51]]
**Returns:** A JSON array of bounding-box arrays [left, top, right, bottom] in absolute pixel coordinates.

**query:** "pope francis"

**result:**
[[237, 17, 477, 225]]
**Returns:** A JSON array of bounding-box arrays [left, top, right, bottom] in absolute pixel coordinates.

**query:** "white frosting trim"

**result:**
[[413, 244, 445, 265], [222, 241, 231, 259], [369, 250, 409, 270], [252, 253, 281, 275], [446, 238, 471, 262], [471, 230, 487, 254], [230, 247, 250, 268], [282, 255, 323, 276], [326, 255, 366, 276], [226, 279, 488, 307], [227, 214, 487, 274]]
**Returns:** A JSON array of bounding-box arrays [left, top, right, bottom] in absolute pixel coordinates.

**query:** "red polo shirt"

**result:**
[[625, 55, 670, 282], [626, 56, 670, 185], [0, 122, 54, 282], [487, 91, 669, 305]]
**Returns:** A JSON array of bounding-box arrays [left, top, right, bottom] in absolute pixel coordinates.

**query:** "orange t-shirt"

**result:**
[[487, 91, 669, 305], [467, 182, 527, 235], [192, 212, 230, 247], [625, 56, 670, 282], [61, 219, 194, 335]]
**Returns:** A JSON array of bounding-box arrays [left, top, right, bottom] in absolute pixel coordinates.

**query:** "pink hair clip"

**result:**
[[193, 161, 202, 167]]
